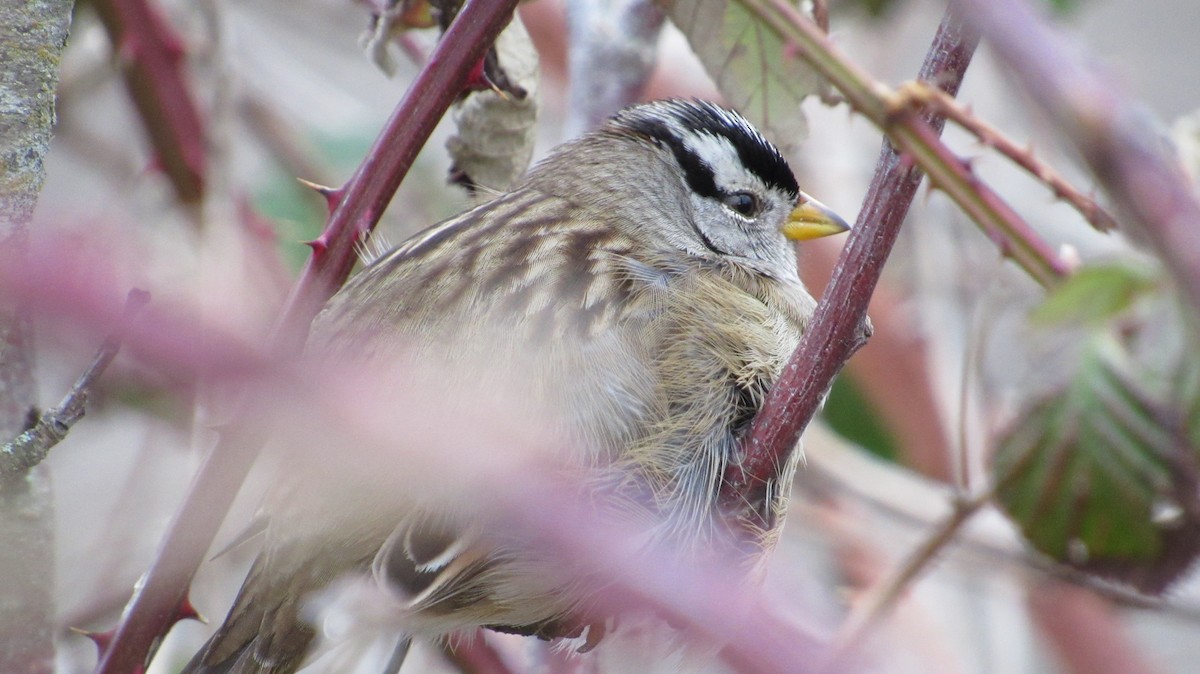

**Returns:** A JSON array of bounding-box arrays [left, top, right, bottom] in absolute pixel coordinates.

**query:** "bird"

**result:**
[[182, 99, 849, 674]]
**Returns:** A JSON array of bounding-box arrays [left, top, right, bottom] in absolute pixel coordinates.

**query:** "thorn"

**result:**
[[897, 152, 916, 170], [305, 236, 329, 254], [297, 178, 344, 212], [70, 626, 115, 657], [462, 57, 494, 94], [176, 595, 207, 625]]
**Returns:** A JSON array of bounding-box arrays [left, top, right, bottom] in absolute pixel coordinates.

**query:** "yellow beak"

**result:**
[[781, 193, 851, 241]]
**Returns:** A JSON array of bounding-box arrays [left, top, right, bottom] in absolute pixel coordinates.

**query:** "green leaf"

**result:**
[[659, 0, 818, 155], [823, 377, 899, 462], [992, 333, 1200, 594], [1030, 262, 1157, 326], [1045, 0, 1087, 16]]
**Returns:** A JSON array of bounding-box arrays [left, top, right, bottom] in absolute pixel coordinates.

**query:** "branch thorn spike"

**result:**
[[462, 56, 497, 95], [297, 178, 344, 211], [70, 626, 116, 656], [175, 595, 207, 625], [304, 236, 329, 254]]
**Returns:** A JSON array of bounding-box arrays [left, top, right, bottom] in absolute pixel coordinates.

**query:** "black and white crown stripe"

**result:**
[[610, 99, 800, 203]]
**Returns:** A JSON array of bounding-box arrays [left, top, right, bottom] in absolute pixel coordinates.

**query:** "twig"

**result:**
[[0, 289, 150, 477], [721, 4, 980, 532], [93, 3, 521, 672], [956, 0, 1200, 317], [890, 81, 1119, 233], [92, 0, 208, 205], [804, 438, 1200, 623], [826, 486, 995, 667]]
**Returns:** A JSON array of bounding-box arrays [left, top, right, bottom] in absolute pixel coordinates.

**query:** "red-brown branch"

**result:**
[[891, 81, 1118, 233], [720, 5, 980, 533], [93, 0, 208, 205], [957, 0, 1200, 316], [274, 0, 519, 350]]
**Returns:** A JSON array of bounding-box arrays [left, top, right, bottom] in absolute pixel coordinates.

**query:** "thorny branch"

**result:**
[[94, 2, 522, 672], [888, 81, 1119, 233], [721, 4, 980, 533], [958, 0, 1200, 318], [0, 290, 150, 476], [92, 0, 208, 205], [275, 0, 521, 350]]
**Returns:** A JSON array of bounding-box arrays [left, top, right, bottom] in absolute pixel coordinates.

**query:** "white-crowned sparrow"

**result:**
[[184, 99, 848, 674]]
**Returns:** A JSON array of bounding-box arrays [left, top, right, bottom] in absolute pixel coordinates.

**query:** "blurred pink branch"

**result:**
[[90, 2, 521, 672], [1028, 580, 1161, 674], [6, 231, 832, 672], [93, 0, 208, 205]]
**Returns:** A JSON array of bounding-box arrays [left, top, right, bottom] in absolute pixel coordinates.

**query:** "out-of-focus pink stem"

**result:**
[[93, 2, 519, 672], [1027, 580, 1161, 674]]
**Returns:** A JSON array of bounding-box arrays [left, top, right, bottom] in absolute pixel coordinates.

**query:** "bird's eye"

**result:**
[[722, 191, 759, 217]]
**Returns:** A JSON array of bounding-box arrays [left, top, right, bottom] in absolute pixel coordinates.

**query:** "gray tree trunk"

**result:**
[[0, 2, 75, 672]]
